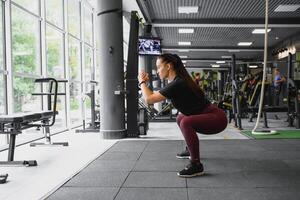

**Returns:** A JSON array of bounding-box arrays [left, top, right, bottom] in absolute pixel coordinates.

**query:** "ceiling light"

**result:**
[[180, 55, 188, 58], [178, 50, 190, 52], [275, 37, 279, 40], [238, 42, 252, 46], [221, 56, 232, 58], [252, 29, 271, 34], [249, 65, 258, 68], [182, 60, 187, 63], [228, 50, 240, 52], [178, 41, 191, 46], [178, 6, 199, 14], [274, 4, 300, 12], [216, 61, 226, 64], [211, 64, 220, 68], [178, 28, 194, 34]]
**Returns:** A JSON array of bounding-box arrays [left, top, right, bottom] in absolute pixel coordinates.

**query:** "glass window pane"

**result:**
[[12, 0, 39, 15], [11, 6, 40, 75], [70, 82, 81, 125], [84, 46, 93, 81], [46, 26, 64, 79], [46, 0, 63, 28], [0, 2, 3, 71], [13, 76, 41, 112], [69, 36, 81, 82], [52, 94, 67, 131], [85, 86, 91, 124], [84, 7, 93, 44], [0, 74, 4, 114], [68, 0, 80, 38]]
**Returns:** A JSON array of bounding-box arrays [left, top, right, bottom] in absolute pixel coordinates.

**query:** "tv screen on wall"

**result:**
[[138, 37, 162, 56]]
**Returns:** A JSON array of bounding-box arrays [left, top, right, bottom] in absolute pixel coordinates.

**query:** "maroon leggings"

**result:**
[[176, 104, 227, 162]]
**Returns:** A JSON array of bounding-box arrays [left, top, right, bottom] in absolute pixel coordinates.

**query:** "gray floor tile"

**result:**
[[282, 139, 300, 145], [98, 152, 141, 161], [187, 172, 250, 188], [188, 188, 265, 200], [244, 170, 300, 187], [65, 171, 129, 187], [86, 160, 136, 171], [123, 172, 186, 188], [139, 151, 180, 161], [240, 159, 291, 171], [133, 159, 186, 172], [48, 139, 300, 200], [144, 140, 183, 153], [108, 141, 148, 152], [47, 187, 119, 200], [115, 188, 188, 200], [283, 159, 300, 169], [202, 159, 244, 173], [200, 142, 265, 152]]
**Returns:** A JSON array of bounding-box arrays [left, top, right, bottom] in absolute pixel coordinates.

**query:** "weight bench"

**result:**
[[0, 78, 68, 167], [0, 111, 58, 166]]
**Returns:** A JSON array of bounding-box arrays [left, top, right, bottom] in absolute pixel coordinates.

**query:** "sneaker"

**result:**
[[176, 147, 190, 159], [177, 162, 204, 178]]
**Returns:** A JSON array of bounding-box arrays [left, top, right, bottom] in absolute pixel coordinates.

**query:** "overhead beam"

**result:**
[[152, 18, 300, 28], [185, 66, 229, 71], [163, 47, 264, 52], [181, 58, 255, 62]]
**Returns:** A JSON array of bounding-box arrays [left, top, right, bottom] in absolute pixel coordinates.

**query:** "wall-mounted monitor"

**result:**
[[138, 37, 162, 56]]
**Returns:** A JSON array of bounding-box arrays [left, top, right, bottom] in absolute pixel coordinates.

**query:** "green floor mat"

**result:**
[[242, 130, 300, 139]]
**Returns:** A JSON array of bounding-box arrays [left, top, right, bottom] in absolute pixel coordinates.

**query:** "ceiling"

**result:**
[[136, 0, 300, 68]]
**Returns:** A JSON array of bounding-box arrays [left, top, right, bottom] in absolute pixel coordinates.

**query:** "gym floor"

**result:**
[[1, 121, 300, 200]]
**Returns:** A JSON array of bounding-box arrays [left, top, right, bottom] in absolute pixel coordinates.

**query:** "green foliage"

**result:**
[[70, 97, 79, 110], [47, 42, 60, 77], [11, 10, 39, 112]]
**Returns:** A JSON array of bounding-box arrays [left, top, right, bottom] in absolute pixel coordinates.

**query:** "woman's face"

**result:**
[[156, 58, 170, 79]]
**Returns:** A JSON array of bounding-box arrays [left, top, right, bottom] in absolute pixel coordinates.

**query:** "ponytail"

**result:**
[[158, 53, 204, 99]]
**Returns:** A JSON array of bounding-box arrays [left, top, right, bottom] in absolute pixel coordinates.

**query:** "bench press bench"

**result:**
[[0, 78, 68, 167]]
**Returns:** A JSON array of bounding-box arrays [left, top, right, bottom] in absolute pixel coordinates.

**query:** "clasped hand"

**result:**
[[138, 71, 149, 84]]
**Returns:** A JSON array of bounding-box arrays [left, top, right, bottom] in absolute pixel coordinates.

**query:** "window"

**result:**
[[46, 0, 63, 28], [46, 26, 64, 78], [0, 74, 5, 114], [12, 0, 40, 15], [11, 6, 40, 75], [0, 3, 3, 72], [68, 36, 81, 125], [84, 45, 93, 81], [46, 26, 66, 130], [84, 6, 93, 45], [69, 82, 81, 125], [84, 45, 93, 124], [68, 0, 80, 38], [69, 36, 81, 81], [0, 2, 5, 114], [52, 89, 67, 131], [13, 76, 41, 112]]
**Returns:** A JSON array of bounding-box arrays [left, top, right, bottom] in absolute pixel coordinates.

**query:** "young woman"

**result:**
[[138, 53, 227, 178]]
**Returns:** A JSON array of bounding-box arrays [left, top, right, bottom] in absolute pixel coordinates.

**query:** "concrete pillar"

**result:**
[[96, 0, 126, 139]]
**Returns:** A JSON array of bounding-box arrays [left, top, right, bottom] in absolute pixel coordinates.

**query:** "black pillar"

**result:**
[[97, 0, 126, 139]]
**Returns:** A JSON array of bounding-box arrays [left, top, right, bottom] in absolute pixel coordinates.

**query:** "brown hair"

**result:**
[[157, 53, 205, 98]]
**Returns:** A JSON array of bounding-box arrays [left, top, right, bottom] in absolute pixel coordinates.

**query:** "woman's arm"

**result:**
[[139, 71, 166, 104]]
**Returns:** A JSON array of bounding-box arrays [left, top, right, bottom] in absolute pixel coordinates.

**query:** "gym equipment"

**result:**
[[0, 174, 8, 184], [126, 11, 148, 137], [75, 81, 100, 133], [30, 78, 68, 146], [287, 54, 300, 129], [0, 78, 67, 167]]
